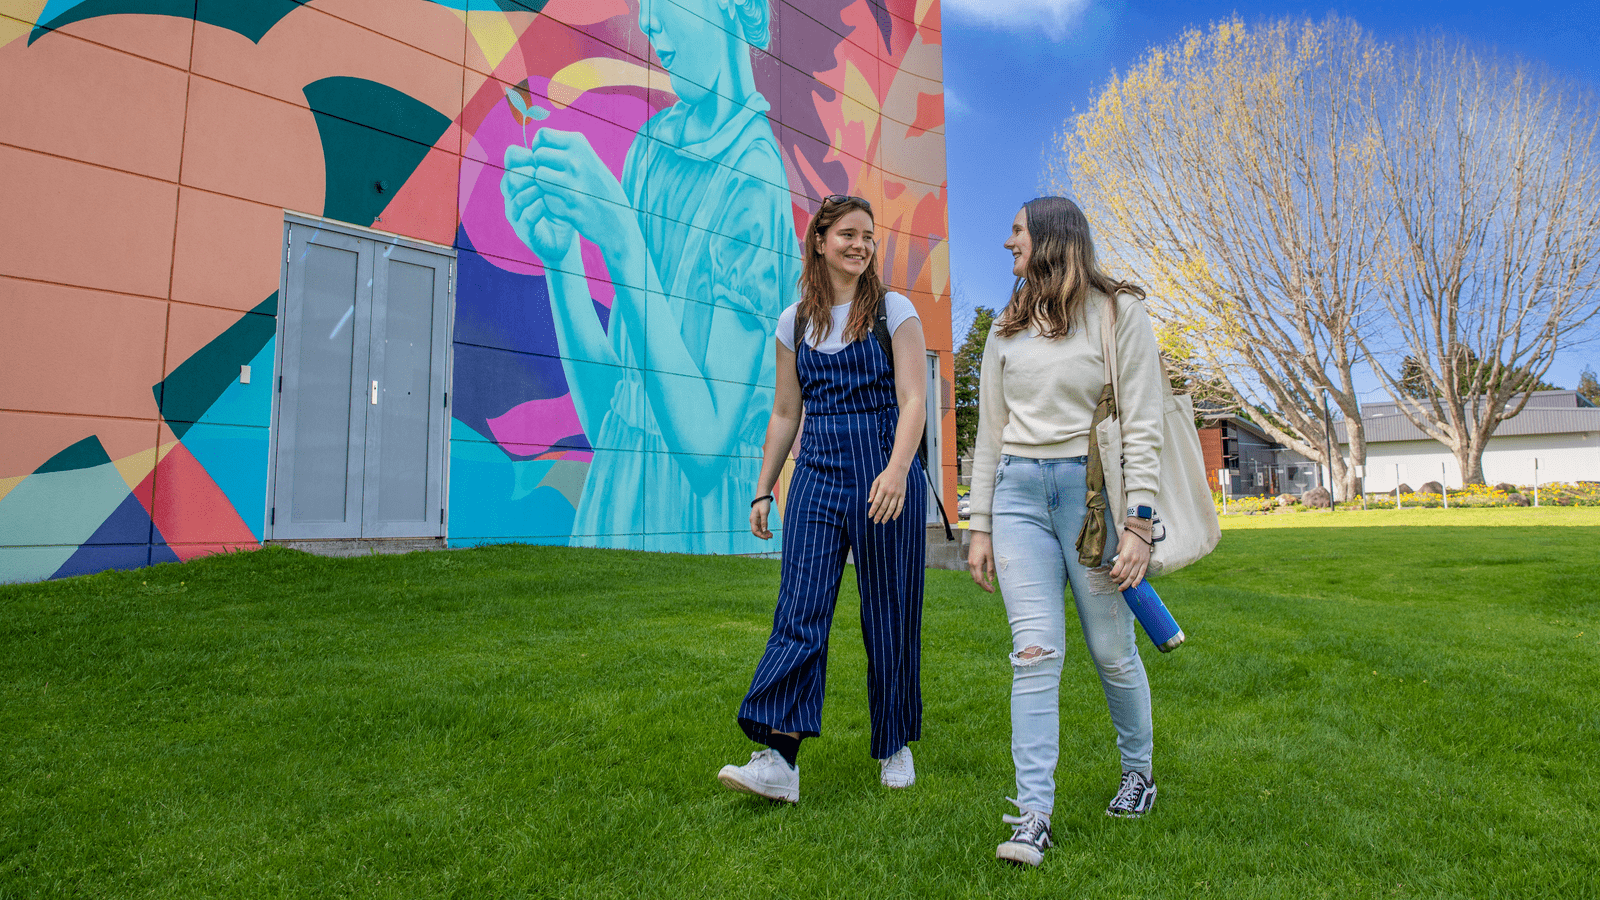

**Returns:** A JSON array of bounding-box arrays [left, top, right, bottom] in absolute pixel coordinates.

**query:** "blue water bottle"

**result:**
[[1123, 579, 1185, 652]]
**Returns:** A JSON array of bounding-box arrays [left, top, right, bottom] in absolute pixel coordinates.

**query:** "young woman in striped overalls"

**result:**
[[717, 195, 929, 802]]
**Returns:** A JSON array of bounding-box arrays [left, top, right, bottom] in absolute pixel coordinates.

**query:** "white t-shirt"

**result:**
[[776, 291, 919, 354]]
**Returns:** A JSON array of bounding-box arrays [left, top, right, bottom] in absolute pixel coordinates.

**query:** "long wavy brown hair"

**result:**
[[796, 196, 884, 346], [996, 196, 1145, 339]]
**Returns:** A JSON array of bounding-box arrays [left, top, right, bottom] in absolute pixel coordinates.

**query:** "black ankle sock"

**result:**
[[766, 733, 801, 768]]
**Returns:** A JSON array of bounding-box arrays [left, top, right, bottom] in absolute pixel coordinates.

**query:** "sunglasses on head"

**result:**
[[823, 194, 872, 212]]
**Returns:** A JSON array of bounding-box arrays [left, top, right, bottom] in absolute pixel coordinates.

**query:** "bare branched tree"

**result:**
[[1363, 40, 1600, 484], [1052, 16, 1391, 499]]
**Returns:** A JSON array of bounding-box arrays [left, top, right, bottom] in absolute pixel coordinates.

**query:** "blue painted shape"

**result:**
[[453, 232, 566, 357], [79, 491, 155, 546], [0, 438, 133, 583], [180, 423, 271, 541], [49, 491, 165, 579], [450, 344, 577, 457], [149, 541, 183, 567], [447, 419, 575, 544], [51, 544, 152, 580]]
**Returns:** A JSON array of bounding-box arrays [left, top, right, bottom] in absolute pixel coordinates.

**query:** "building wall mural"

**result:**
[[0, 0, 952, 582]]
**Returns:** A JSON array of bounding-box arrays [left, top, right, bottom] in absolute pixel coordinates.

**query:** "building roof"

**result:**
[[1199, 411, 1277, 445], [1335, 390, 1600, 444]]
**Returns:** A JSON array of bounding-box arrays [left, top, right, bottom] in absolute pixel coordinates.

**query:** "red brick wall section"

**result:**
[[1200, 426, 1223, 491]]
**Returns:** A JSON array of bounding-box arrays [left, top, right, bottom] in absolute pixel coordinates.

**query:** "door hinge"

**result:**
[[443, 391, 448, 408], [270, 507, 275, 525], [277, 375, 283, 393], [440, 508, 445, 524]]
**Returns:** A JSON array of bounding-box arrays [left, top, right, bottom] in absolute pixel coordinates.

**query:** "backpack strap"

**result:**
[[869, 301, 954, 541]]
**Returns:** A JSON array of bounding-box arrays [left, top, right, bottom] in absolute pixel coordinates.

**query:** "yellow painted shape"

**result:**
[[0, 473, 24, 505], [927, 241, 950, 298], [549, 56, 658, 109], [466, 10, 519, 71], [915, 0, 935, 27], [844, 61, 882, 117], [0, 0, 47, 47], [111, 443, 177, 492]]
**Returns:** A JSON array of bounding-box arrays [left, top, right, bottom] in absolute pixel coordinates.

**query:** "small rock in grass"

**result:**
[[1302, 486, 1331, 509]]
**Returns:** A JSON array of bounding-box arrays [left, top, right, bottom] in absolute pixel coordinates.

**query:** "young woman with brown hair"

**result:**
[[967, 197, 1166, 866], [716, 195, 929, 803]]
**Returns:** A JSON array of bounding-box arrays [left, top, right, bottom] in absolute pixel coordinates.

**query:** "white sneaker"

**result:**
[[879, 745, 915, 788], [717, 749, 799, 803]]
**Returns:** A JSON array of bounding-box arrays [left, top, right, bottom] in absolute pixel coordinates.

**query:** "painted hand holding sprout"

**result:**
[[500, 81, 636, 266]]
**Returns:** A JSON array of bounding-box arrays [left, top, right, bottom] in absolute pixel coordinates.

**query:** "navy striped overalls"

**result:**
[[737, 331, 927, 759]]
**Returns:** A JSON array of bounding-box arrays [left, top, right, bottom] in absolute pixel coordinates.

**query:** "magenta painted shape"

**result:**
[[486, 395, 587, 458]]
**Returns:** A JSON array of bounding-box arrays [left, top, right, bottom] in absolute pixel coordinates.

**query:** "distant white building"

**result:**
[[1335, 391, 1600, 491]]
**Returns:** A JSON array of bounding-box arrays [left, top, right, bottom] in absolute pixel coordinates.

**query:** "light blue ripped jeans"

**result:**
[[991, 454, 1153, 816]]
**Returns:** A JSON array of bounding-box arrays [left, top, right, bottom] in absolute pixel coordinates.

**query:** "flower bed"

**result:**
[[1339, 482, 1600, 510]]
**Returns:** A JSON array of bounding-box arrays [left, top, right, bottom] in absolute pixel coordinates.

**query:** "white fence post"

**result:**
[[1442, 462, 1449, 509]]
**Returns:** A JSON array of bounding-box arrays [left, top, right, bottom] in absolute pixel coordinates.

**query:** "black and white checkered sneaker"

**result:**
[[1106, 770, 1156, 818]]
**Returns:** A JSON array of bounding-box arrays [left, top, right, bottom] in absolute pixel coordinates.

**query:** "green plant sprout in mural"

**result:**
[[500, 0, 798, 554]]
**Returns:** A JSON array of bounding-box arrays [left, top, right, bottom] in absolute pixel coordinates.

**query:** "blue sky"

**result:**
[[940, 0, 1600, 394]]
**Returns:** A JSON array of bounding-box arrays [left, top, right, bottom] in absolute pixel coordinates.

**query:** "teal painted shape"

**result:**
[[180, 424, 271, 541], [33, 435, 112, 474], [0, 438, 132, 583], [153, 295, 276, 440], [421, 0, 546, 12], [29, 0, 306, 45], [195, 336, 275, 429], [302, 77, 452, 228], [447, 419, 575, 544]]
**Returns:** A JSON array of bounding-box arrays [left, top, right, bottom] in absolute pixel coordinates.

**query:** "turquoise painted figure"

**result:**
[[500, 0, 798, 553]]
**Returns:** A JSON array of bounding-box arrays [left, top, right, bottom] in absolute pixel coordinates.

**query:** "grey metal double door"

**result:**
[[268, 217, 452, 540]]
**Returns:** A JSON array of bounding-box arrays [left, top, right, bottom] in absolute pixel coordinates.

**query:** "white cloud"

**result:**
[[943, 0, 1091, 41], [943, 87, 971, 116]]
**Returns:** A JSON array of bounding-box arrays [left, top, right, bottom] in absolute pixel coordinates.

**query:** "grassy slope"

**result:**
[[1, 509, 1596, 898]]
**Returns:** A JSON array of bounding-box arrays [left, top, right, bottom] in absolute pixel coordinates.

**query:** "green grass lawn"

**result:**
[[3, 508, 1597, 899]]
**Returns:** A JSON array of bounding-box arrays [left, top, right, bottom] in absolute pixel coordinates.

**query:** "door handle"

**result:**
[[371, 380, 378, 405]]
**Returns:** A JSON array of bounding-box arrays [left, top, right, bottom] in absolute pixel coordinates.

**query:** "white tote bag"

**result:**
[[1096, 295, 1221, 577]]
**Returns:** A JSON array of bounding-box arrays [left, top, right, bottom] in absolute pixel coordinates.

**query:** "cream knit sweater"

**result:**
[[968, 291, 1164, 534]]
